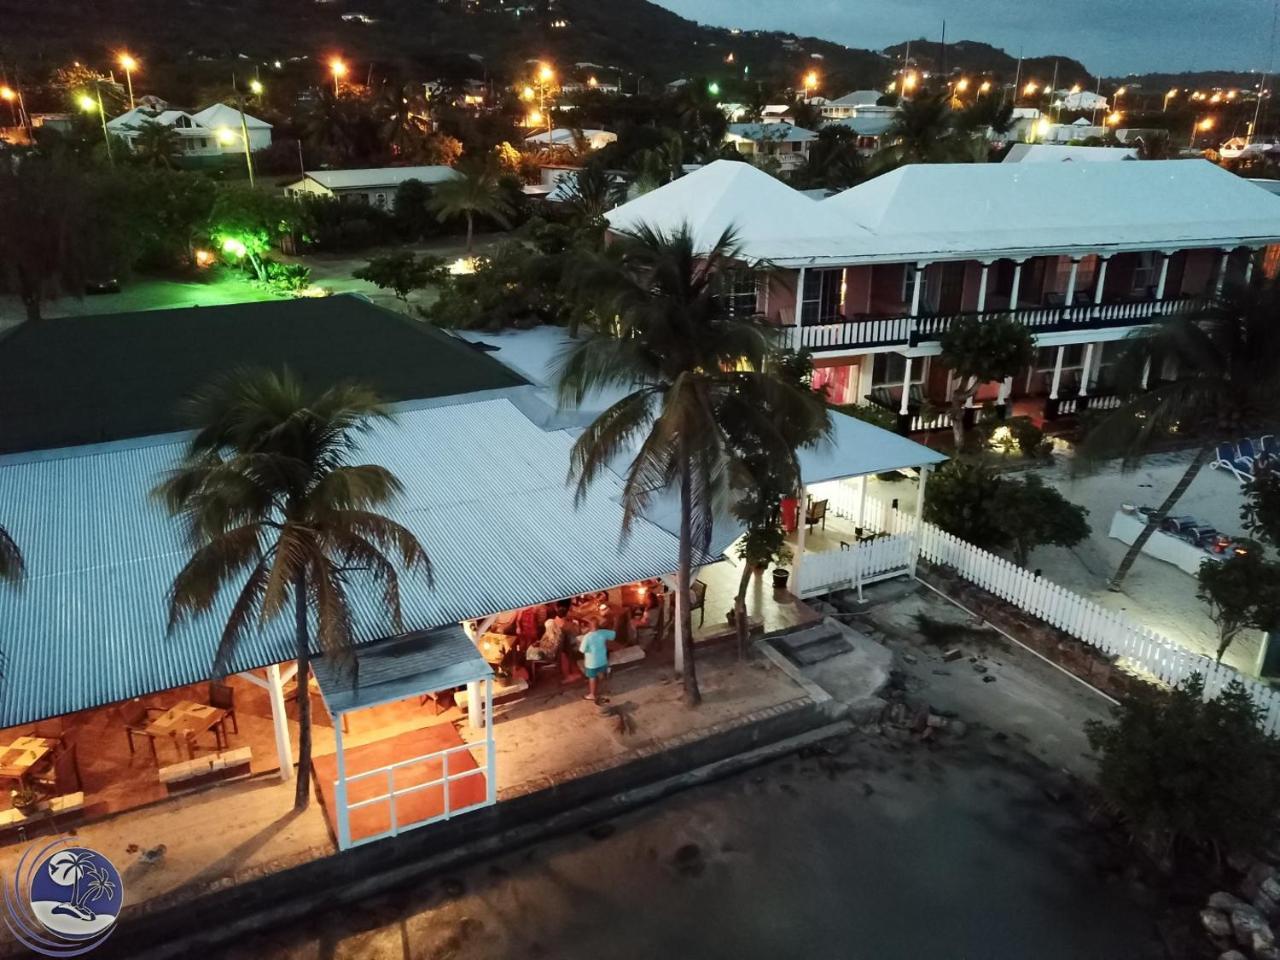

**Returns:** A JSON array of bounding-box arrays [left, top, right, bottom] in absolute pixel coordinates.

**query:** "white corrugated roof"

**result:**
[[192, 103, 272, 130], [292, 166, 461, 191], [0, 389, 709, 726], [726, 122, 818, 143], [604, 160, 866, 264], [1003, 144, 1138, 163], [822, 159, 1280, 259], [105, 108, 197, 131], [829, 90, 884, 107]]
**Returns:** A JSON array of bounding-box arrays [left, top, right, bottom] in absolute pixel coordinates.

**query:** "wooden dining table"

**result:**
[[0, 736, 57, 786], [144, 700, 229, 758]]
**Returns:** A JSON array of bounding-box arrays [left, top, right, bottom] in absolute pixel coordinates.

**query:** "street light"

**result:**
[[216, 126, 237, 146], [1023, 81, 1039, 97], [538, 63, 554, 83], [978, 80, 991, 95], [1191, 115, 1215, 148], [1105, 110, 1123, 127], [249, 79, 264, 96], [329, 57, 347, 96], [78, 85, 113, 165], [1163, 88, 1179, 111], [955, 77, 970, 93], [803, 70, 819, 97], [902, 71, 917, 92], [118, 53, 138, 110]]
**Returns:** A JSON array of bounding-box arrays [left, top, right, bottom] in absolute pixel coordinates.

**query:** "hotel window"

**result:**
[[721, 268, 757, 317], [871, 353, 925, 388], [1131, 252, 1157, 295], [801, 268, 843, 325], [1034, 344, 1085, 371], [899, 263, 919, 304], [373, 192, 388, 209]]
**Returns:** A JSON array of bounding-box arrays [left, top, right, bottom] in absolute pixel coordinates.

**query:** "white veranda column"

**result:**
[[1079, 343, 1095, 396], [857, 474, 869, 533], [1009, 260, 1024, 308], [793, 266, 806, 350], [910, 466, 931, 578], [334, 716, 351, 849], [792, 481, 808, 593], [1064, 258, 1081, 307], [467, 680, 483, 730], [1049, 346, 1066, 399], [997, 376, 1013, 405], [266, 663, 294, 782], [1155, 253, 1171, 300], [1245, 249, 1259, 286], [909, 263, 925, 316], [1214, 250, 1231, 296], [898, 356, 913, 415], [1093, 256, 1109, 310], [976, 262, 991, 312], [484, 678, 497, 805]]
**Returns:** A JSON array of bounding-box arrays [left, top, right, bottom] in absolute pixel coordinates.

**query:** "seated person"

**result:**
[[515, 604, 544, 653], [631, 592, 662, 649], [528, 602, 578, 679]]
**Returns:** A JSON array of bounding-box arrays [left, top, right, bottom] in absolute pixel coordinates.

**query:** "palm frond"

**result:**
[[0, 524, 24, 584]]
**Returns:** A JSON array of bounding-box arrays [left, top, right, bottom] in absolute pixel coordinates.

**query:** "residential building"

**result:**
[[820, 91, 897, 121], [605, 158, 1280, 433], [191, 103, 273, 152], [282, 166, 461, 210], [105, 105, 223, 166], [824, 116, 894, 154], [1056, 89, 1108, 112], [523, 127, 617, 151], [724, 122, 817, 171], [1003, 143, 1138, 163]]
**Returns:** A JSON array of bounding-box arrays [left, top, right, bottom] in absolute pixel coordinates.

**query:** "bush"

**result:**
[[297, 196, 397, 252], [261, 260, 311, 293], [1085, 676, 1280, 865], [1008, 417, 1052, 459], [837, 402, 899, 431]]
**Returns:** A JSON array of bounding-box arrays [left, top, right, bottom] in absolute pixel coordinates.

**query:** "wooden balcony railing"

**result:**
[[790, 295, 1210, 353]]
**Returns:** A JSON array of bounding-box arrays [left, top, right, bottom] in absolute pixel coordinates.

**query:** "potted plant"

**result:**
[[10, 788, 40, 814], [771, 563, 792, 591]]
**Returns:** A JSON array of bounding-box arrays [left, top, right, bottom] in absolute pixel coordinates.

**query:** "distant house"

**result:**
[[1057, 89, 1108, 112], [191, 103, 273, 152], [523, 128, 617, 151], [1004, 144, 1138, 163], [282, 166, 461, 210], [820, 91, 896, 121], [1042, 117, 1107, 143], [724, 122, 817, 170], [823, 116, 894, 154], [105, 105, 223, 166]]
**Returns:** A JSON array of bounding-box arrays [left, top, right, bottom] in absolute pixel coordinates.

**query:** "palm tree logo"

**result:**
[[21, 845, 124, 944]]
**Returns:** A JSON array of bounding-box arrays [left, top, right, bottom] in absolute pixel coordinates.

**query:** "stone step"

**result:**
[[769, 626, 854, 666]]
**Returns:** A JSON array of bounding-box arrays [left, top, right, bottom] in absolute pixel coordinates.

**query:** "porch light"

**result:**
[[193, 249, 214, 267], [221, 237, 247, 258], [77, 94, 98, 113], [707, 81, 721, 96], [216, 126, 237, 145], [588, 75, 598, 87], [538, 63, 554, 83], [0, 86, 13, 102]]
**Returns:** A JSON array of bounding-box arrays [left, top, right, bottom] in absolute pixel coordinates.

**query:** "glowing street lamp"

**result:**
[[78, 85, 114, 165], [587, 75, 598, 88], [902, 71, 917, 93], [1023, 80, 1039, 98], [521, 85, 535, 101], [1163, 88, 1179, 111], [707, 80, 720, 97], [803, 70, 819, 96], [329, 57, 347, 96], [216, 126, 237, 146], [0, 85, 18, 128], [118, 53, 138, 110], [978, 80, 992, 95], [1191, 115, 1215, 148], [1105, 110, 1123, 127], [538, 63, 554, 84], [955, 77, 970, 93], [249, 78, 264, 96], [526, 109, 543, 126]]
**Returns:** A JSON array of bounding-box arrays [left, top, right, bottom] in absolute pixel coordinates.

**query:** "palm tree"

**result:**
[[561, 163, 624, 227], [430, 160, 515, 255], [557, 224, 825, 706], [154, 368, 432, 810], [0, 524, 23, 583], [130, 120, 182, 169], [375, 82, 432, 161], [300, 87, 356, 166], [1081, 279, 1280, 589], [884, 91, 955, 163]]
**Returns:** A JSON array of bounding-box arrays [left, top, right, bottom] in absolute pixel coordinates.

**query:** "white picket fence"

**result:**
[[852, 497, 1280, 735], [794, 533, 915, 598]]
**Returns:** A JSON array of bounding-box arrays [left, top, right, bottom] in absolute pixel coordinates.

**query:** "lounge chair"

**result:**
[[1211, 442, 1255, 482], [868, 387, 895, 410], [1260, 435, 1277, 457], [1238, 438, 1259, 463]]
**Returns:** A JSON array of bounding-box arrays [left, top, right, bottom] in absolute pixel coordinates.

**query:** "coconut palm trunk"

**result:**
[[676, 446, 701, 706], [733, 560, 752, 659], [464, 211, 475, 256], [1109, 443, 1214, 591], [293, 569, 313, 810]]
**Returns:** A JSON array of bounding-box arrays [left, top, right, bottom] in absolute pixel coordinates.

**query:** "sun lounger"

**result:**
[[1211, 442, 1255, 483]]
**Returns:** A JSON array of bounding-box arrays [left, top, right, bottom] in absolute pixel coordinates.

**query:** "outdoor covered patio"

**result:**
[[786, 410, 948, 600]]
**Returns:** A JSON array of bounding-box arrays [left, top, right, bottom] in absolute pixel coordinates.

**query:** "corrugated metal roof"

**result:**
[[311, 626, 491, 714], [0, 392, 701, 727]]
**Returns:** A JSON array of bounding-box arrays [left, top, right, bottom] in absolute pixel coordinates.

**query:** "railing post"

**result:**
[[1010, 259, 1024, 309], [976, 261, 991, 313], [1064, 257, 1080, 307], [1092, 256, 1109, 319], [1155, 252, 1171, 301]]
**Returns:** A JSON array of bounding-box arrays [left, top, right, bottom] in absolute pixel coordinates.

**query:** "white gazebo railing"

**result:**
[[794, 533, 915, 598]]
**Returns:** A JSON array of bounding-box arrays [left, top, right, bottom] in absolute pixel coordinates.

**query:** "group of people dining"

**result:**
[[471, 581, 666, 703]]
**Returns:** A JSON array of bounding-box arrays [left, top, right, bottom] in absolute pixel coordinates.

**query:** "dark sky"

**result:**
[[653, 0, 1274, 75]]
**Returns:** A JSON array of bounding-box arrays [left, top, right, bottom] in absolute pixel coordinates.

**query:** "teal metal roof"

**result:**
[[0, 389, 704, 727]]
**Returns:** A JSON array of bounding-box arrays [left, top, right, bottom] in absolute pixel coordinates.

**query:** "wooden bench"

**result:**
[[0, 791, 85, 828], [159, 746, 252, 791]]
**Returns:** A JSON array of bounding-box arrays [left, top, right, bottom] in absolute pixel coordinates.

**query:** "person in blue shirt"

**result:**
[[578, 620, 615, 703]]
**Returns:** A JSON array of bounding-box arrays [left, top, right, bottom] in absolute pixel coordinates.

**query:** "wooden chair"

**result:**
[[33, 743, 80, 795], [806, 498, 829, 532], [208, 681, 238, 734], [690, 580, 707, 627], [121, 702, 162, 759]]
